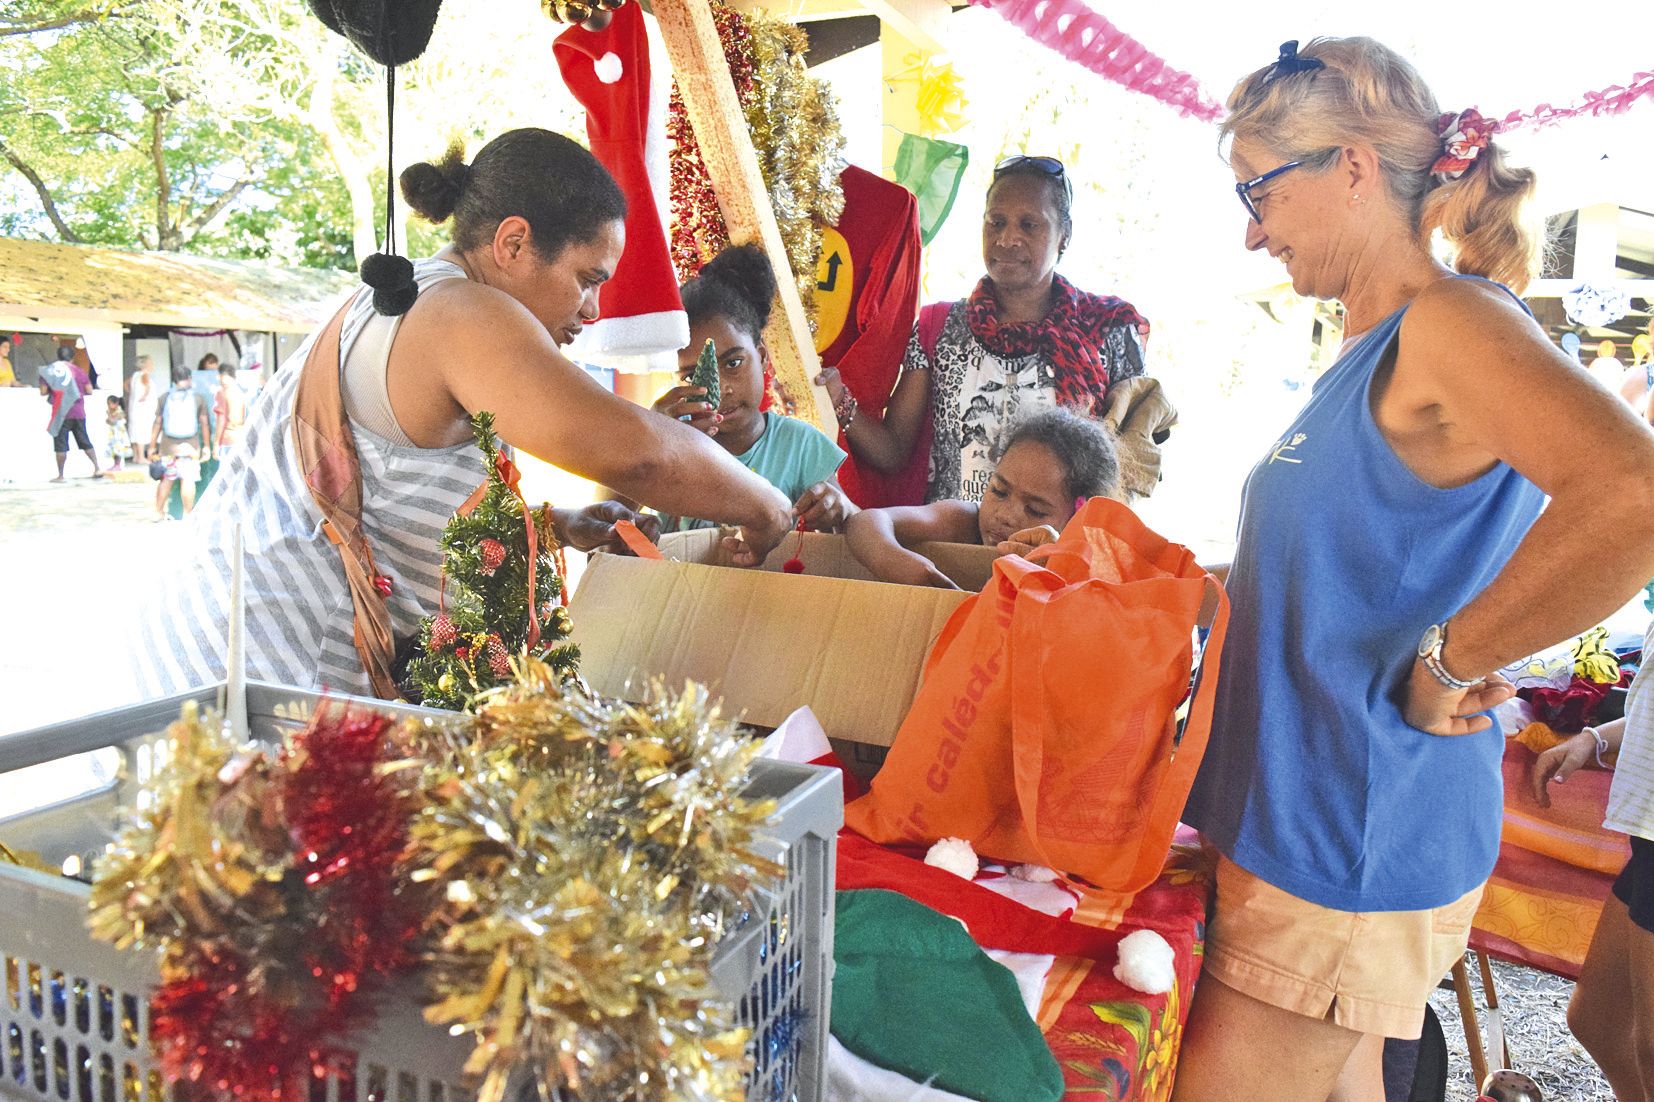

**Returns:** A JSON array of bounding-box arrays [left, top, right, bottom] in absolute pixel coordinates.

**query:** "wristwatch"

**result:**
[[1417, 621, 1477, 690]]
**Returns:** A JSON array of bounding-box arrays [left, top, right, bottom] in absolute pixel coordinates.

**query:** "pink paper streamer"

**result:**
[[968, 0, 1222, 121], [1497, 70, 1654, 132]]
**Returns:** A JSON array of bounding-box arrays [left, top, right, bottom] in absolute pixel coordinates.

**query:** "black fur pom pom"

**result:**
[[360, 252, 418, 316]]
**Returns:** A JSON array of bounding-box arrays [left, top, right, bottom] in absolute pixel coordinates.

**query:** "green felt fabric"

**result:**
[[830, 888, 1062, 1102]]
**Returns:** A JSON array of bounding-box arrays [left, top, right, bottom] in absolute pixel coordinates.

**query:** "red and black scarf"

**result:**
[[964, 274, 1148, 411]]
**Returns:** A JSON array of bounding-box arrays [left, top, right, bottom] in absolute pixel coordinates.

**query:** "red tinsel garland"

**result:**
[[666, 1, 756, 281], [147, 707, 422, 1097], [667, 2, 784, 407]]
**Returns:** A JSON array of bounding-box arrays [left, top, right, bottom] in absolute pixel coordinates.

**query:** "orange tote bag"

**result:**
[[844, 498, 1229, 895]]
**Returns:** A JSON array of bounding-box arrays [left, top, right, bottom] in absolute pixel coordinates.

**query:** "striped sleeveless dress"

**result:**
[[132, 259, 484, 699]]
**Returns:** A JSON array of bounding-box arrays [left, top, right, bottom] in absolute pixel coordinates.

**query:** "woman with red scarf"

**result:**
[[817, 156, 1174, 505]]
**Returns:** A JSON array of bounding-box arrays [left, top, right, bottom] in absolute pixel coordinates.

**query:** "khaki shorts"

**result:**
[[1203, 853, 1481, 1039]]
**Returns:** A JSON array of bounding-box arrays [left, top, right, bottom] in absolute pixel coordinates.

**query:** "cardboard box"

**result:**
[[568, 530, 999, 776]]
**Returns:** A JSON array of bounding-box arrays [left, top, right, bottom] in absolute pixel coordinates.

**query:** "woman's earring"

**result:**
[[1351, 193, 1363, 205]]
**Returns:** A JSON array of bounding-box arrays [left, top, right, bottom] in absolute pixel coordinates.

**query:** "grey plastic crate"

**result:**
[[0, 682, 840, 1102]]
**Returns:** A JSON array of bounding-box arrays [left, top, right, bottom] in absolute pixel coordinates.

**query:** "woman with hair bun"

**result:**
[[132, 129, 793, 701], [652, 243, 856, 533], [1175, 39, 1654, 1100]]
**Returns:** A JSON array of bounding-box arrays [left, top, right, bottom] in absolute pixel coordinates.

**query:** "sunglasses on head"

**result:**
[[995, 155, 1064, 178], [994, 155, 1073, 200]]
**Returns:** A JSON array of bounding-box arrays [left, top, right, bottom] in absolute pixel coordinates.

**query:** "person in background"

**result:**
[[815, 155, 1176, 506], [1174, 38, 1654, 1102], [191, 353, 222, 446], [1589, 339, 1625, 390], [105, 395, 131, 471], [0, 336, 20, 387], [652, 243, 856, 533], [1530, 616, 1654, 1098], [40, 346, 101, 482], [846, 406, 1118, 588], [150, 363, 210, 518], [214, 362, 248, 461], [1617, 330, 1654, 415], [126, 355, 160, 460]]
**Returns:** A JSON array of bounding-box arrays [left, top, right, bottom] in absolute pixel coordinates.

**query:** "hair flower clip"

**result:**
[[1432, 108, 1496, 182]]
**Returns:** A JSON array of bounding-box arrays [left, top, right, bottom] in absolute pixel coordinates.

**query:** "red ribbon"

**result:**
[[445, 450, 546, 651]]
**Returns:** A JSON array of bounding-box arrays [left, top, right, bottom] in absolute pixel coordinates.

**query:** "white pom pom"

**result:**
[[1112, 929, 1175, 995], [1009, 863, 1060, 883], [594, 52, 624, 84], [924, 837, 979, 880]]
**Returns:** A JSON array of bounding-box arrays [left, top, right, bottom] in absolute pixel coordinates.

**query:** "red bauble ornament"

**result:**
[[782, 558, 804, 574], [455, 645, 470, 661], [430, 613, 456, 649], [486, 633, 511, 678], [479, 538, 506, 575]]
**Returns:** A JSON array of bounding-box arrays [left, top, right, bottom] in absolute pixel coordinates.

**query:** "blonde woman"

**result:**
[[1176, 39, 1654, 1100]]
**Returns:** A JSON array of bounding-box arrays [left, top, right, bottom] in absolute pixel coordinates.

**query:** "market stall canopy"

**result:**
[[0, 237, 357, 334]]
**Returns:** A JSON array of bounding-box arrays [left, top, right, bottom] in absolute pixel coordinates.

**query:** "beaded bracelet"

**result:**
[[833, 392, 858, 429]]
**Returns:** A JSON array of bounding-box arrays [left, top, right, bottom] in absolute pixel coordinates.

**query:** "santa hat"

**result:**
[[555, 4, 689, 372]]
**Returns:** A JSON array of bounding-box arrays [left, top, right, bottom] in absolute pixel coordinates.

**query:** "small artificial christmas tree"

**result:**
[[403, 413, 579, 709], [690, 337, 721, 408]]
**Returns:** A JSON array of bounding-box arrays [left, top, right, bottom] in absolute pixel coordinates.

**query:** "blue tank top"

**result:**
[[1184, 280, 1545, 912]]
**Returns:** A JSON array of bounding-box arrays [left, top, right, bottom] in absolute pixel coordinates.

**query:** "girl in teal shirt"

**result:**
[[653, 244, 855, 534]]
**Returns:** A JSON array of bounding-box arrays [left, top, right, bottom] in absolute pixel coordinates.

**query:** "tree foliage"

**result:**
[[0, 0, 360, 258], [0, 0, 594, 268]]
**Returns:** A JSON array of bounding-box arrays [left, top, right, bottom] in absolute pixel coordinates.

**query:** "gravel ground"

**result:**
[[1429, 954, 1611, 1101]]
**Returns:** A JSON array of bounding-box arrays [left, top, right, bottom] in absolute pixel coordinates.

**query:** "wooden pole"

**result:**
[[651, 0, 834, 429], [1451, 959, 1490, 1087]]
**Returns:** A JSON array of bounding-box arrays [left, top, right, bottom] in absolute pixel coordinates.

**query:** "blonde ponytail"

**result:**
[[1420, 145, 1539, 293]]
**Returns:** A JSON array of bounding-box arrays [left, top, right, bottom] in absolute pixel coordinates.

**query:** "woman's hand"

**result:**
[[723, 491, 796, 567], [996, 525, 1060, 557], [814, 366, 849, 407], [652, 385, 721, 437], [795, 481, 856, 533], [1529, 729, 1599, 808], [1402, 660, 1515, 736], [555, 501, 660, 554]]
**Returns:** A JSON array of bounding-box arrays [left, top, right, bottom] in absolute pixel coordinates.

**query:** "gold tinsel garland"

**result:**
[[414, 660, 779, 1101], [87, 663, 781, 1102], [668, 2, 846, 326]]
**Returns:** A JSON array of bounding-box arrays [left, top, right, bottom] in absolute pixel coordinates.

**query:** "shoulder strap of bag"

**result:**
[[291, 297, 402, 700], [918, 302, 951, 363]]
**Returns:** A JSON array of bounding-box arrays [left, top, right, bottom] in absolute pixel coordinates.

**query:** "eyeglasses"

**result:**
[[994, 155, 1073, 200], [1235, 161, 1302, 223]]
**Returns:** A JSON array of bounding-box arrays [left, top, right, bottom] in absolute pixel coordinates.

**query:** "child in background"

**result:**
[[105, 395, 131, 470], [1531, 618, 1654, 1097], [653, 244, 855, 533], [846, 407, 1117, 588]]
